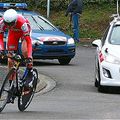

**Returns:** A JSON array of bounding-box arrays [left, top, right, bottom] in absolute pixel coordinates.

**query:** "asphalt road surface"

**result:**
[[1, 46, 120, 119]]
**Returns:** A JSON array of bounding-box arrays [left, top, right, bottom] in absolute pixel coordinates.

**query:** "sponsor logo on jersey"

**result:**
[[21, 23, 28, 32]]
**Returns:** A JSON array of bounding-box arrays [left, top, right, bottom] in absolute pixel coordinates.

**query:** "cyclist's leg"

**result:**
[[21, 39, 33, 87], [7, 31, 20, 82], [7, 32, 20, 103], [21, 39, 33, 67]]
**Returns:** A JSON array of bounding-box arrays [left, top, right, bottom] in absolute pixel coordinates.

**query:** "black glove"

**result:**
[[25, 58, 33, 69], [0, 50, 5, 58], [13, 54, 21, 61], [25, 57, 32, 64]]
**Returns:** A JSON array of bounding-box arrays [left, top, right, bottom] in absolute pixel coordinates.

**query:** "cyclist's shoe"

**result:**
[[7, 95, 15, 104], [7, 85, 16, 104], [24, 69, 34, 87], [22, 86, 31, 95], [0, 50, 5, 58]]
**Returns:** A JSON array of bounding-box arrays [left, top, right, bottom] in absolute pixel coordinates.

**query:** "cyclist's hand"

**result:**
[[25, 57, 32, 64], [13, 54, 21, 61], [0, 50, 5, 58], [25, 58, 33, 69]]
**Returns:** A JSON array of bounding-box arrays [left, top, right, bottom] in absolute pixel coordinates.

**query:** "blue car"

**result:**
[[0, 3, 76, 65]]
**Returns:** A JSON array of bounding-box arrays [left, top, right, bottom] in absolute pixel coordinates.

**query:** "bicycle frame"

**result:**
[[6, 54, 29, 94], [0, 52, 38, 112]]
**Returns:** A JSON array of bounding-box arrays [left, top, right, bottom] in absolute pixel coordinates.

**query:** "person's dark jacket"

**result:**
[[65, 0, 83, 16]]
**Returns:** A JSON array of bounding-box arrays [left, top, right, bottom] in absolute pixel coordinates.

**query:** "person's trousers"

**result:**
[[72, 13, 80, 42]]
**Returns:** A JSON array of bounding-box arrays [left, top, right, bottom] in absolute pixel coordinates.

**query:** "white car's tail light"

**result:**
[[99, 51, 104, 63], [99, 51, 120, 64]]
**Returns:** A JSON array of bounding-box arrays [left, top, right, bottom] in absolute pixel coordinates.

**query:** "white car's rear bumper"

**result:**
[[100, 61, 120, 86]]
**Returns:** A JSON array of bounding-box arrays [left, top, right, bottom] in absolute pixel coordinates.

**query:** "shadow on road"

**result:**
[[33, 60, 76, 67]]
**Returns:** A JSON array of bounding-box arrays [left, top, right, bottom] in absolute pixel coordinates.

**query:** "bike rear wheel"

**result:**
[[0, 68, 15, 112], [18, 68, 38, 111]]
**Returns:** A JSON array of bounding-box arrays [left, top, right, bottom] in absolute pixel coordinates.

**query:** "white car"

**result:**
[[92, 15, 120, 92]]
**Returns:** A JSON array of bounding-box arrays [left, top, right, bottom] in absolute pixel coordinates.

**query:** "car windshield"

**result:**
[[24, 15, 57, 31], [109, 25, 120, 45], [0, 10, 57, 31]]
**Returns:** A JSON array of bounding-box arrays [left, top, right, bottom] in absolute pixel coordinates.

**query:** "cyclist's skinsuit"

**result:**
[[0, 15, 32, 58]]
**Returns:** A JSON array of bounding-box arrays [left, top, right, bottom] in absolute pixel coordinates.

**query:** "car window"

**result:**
[[25, 16, 41, 30], [109, 25, 120, 45], [25, 15, 56, 31], [101, 25, 110, 46]]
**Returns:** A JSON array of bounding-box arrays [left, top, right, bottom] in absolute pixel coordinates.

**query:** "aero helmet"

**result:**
[[3, 9, 17, 26]]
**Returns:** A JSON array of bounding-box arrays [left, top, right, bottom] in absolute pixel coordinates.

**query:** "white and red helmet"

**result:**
[[3, 9, 17, 26]]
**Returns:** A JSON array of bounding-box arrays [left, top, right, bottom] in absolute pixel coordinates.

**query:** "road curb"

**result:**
[[35, 74, 47, 93], [35, 74, 56, 95], [0, 66, 56, 94]]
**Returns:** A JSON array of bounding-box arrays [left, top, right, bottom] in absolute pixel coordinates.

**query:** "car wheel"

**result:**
[[94, 61, 99, 87], [98, 84, 106, 92], [95, 78, 98, 87], [58, 57, 71, 65], [97, 63, 105, 92]]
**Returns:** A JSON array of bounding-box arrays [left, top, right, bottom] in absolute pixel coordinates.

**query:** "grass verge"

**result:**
[[38, 3, 117, 44]]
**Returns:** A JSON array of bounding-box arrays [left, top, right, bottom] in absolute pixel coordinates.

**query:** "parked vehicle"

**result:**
[[0, 3, 76, 65], [92, 13, 120, 92]]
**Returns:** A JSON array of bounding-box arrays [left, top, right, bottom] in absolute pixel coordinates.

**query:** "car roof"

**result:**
[[0, 2, 40, 16]]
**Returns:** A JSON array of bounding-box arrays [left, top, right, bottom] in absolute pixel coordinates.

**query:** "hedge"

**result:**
[[0, 0, 117, 11]]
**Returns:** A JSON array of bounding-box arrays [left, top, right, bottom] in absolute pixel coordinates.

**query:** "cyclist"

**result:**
[[0, 9, 33, 103]]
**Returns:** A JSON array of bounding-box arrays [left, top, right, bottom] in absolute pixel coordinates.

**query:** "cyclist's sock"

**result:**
[[9, 80, 12, 86], [7, 89, 16, 104], [7, 96, 15, 104], [7, 81, 16, 104]]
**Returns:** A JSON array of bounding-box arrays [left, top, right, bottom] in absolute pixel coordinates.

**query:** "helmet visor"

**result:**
[[3, 20, 15, 26]]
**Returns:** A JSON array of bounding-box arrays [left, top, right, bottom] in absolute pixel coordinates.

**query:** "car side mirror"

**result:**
[[92, 39, 102, 47]]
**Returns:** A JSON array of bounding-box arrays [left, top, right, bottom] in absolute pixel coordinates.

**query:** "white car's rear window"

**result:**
[[109, 25, 120, 45]]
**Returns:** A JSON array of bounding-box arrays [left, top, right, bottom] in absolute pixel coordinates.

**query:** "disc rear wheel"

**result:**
[[18, 68, 38, 111]]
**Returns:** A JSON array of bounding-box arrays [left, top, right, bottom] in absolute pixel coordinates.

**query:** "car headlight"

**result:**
[[105, 54, 120, 64], [32, 40, 43, 45], [67, 38, 75, 44]]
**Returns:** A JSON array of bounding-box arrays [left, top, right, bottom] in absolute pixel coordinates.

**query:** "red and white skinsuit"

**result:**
[[0, 14, 32, 58]]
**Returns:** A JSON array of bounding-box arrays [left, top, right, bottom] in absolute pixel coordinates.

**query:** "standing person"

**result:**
[[0, 9, 33, 103], [65, 0, 83, 42]]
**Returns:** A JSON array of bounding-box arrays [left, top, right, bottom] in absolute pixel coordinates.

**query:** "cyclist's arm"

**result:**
[[0, 19, 5, 50], [24, 34, 32, 58], [21, 22, 32, 58], [0, 32, 4, 50]]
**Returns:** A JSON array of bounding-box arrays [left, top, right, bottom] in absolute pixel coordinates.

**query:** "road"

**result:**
[[1, 46, 120, 119]]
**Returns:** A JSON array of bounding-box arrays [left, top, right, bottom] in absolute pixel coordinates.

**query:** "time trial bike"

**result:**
[[0, 52, 38, 112]]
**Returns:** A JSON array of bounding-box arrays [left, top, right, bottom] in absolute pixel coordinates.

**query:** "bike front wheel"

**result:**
[[18, 68, 38, 111], [0, 68, 15, 112]]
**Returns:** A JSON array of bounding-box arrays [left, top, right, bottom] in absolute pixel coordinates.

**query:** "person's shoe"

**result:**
[[76, 39, 80, 43], [22, 86, 31, 95], [7, 95, 15, 104], [7, 85, 16, 104]]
